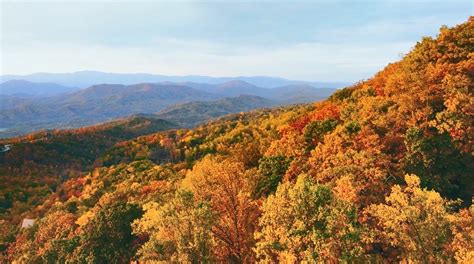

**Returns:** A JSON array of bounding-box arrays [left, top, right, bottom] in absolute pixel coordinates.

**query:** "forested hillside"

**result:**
[[1, 18, 473, 263], [0, 116, 176, 230], [154, 95, 277, 127], [0, 83, 218, 137], [0, 80, 78, 96], [0, 81, 335, 138]]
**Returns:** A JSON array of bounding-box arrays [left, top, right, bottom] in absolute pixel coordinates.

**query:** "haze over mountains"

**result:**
[[0, 80, 77, 97], [0, 75, 342, 138], [1, 71, 350, 89], [154, 95, 277, 127]]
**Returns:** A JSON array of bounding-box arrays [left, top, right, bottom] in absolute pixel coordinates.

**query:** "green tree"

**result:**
[[72, 201, 143, 263], [303, 119, 339, 148], [403, 127, 473, 203], [255, 156, 291, 196]]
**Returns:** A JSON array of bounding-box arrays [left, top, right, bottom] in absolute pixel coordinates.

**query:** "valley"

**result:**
[[0, 80, 338, 138]]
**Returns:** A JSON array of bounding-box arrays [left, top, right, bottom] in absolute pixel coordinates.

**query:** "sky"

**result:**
[[1, 0, 472, 82]]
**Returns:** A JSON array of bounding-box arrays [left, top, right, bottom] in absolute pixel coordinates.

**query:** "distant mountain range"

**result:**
[[0, 79, 340, 138], [0, 83, 218, 137], [1, 71, 351, 89], [0, 80, 78, 97]]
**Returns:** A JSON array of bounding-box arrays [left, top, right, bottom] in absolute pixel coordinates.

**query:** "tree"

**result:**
[[184, 156, 260, 263], [448, 204, 474, 263], [309, 142, 391, 206], [34, 211, 77, 262], [303, 119, 339, 148], [133, 191, 215, 263], [366, 174, 457, 262], [403, 127, 473, 203], [255, 175, 364, 262], [72, 201, 143, 263], [255, 155, 291, 197]]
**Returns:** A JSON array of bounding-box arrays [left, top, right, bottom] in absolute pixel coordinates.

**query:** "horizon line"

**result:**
[[1, 70, 356, 84]]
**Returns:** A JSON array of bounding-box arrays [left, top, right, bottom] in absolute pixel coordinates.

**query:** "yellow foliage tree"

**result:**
[[184, 156, 260, 262], [133, 191, 215, 263], [366, 174, 459, 262], [255, 174, 364, 262]]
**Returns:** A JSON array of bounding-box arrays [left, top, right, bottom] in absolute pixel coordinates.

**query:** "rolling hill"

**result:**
[[171, 80, 337, 101], [0, 80, 77, 96], [0, 115, 177, 221], [0, 95, 35, 110], [0, 81, 336, 138], [154, 95, 277, 127], [0, 83, 219, 137]]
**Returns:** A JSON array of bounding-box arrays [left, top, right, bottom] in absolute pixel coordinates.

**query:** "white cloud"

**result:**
[[1, 37, 414, 82], [1, 1, 470, 81]]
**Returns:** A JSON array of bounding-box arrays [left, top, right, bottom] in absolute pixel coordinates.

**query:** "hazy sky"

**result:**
[[1, 0, 472, 82]]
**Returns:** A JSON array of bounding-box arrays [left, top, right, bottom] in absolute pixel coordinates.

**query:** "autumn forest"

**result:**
[[0, 17, 473, 263]]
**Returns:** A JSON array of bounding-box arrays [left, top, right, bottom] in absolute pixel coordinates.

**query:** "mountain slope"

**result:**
[[0, 80, 77, 96], [0, 95, 34, 110], [155, 95, 277, 127], [175, 80, 337, 100], [0, 81, 335, 138], [0, 83, 218, 137], [0, 115, 177, 222], [0, 115, 177, 172], [269, 84, 336, 103], [211, 80, 269, 97]]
